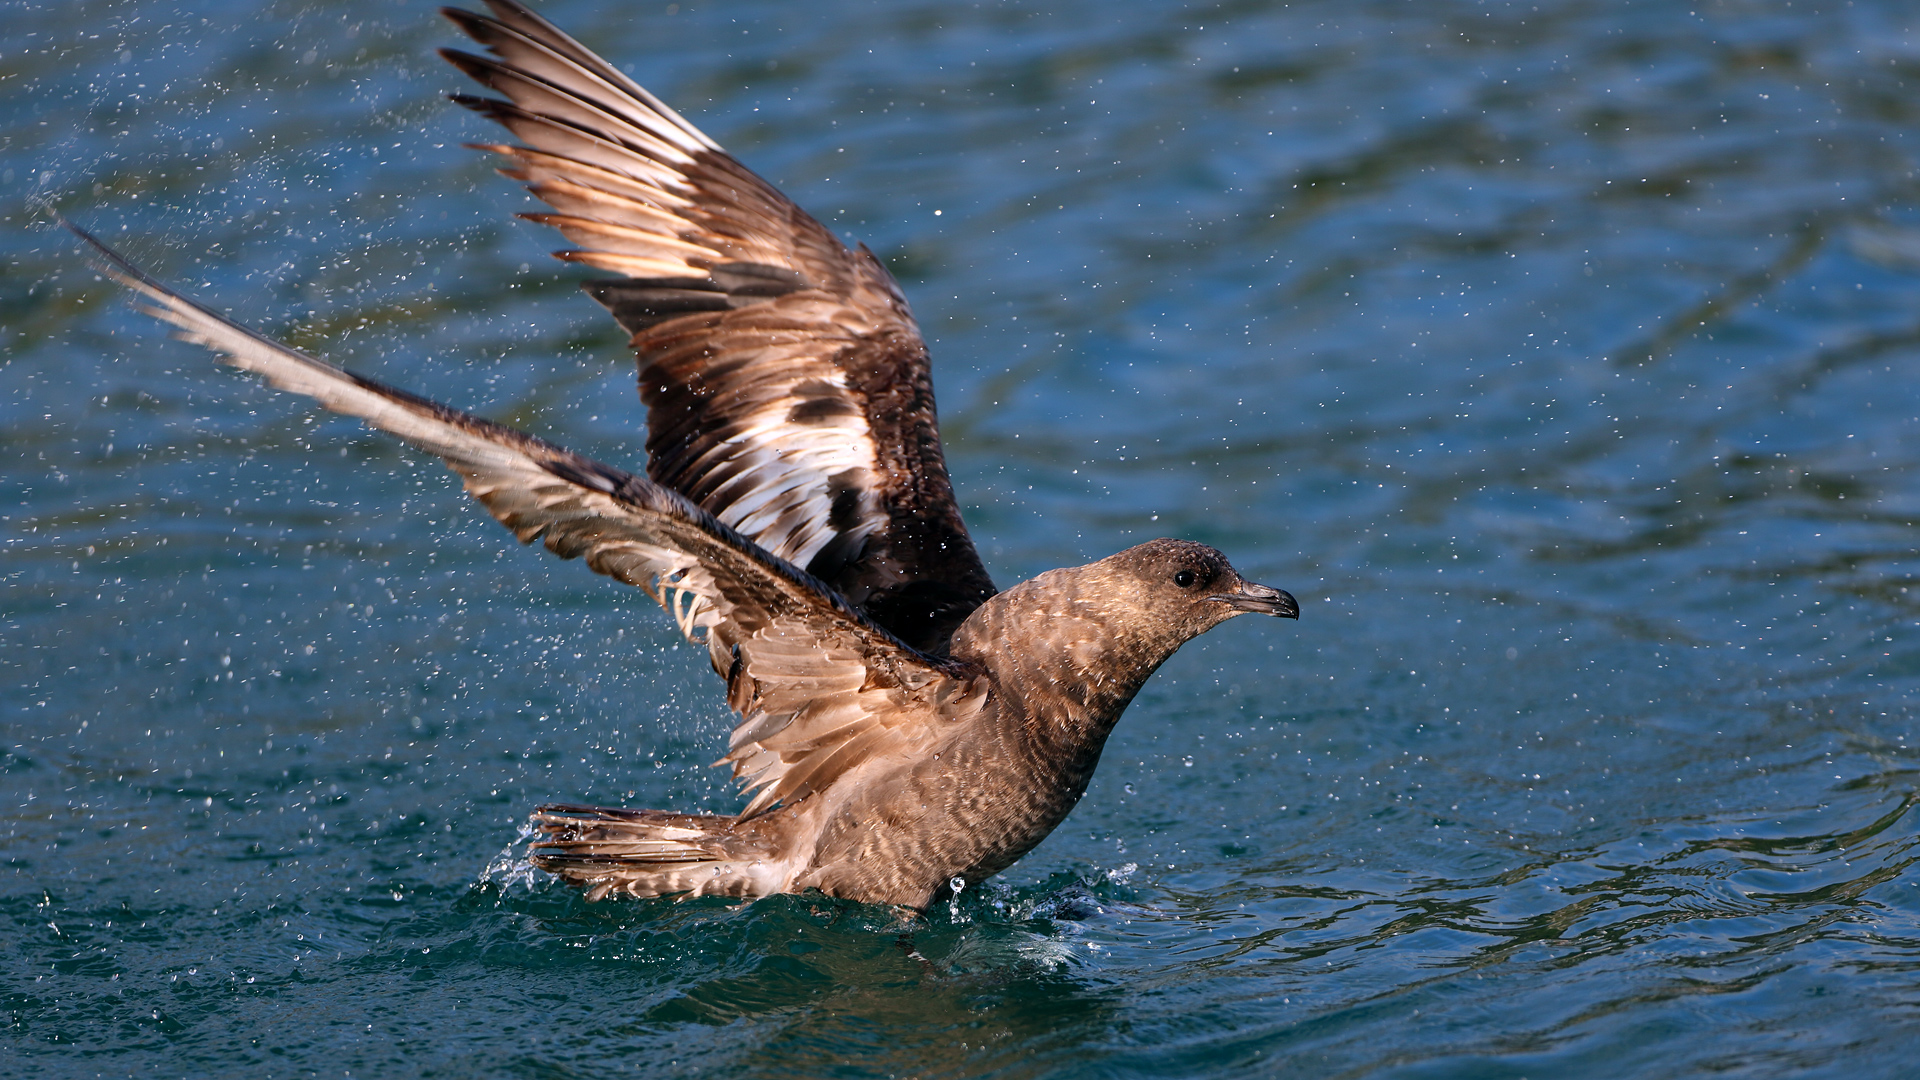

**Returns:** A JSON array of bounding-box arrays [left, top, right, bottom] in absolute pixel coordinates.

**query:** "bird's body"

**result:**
[[536, 540, 1293, 907], [67, 0, 1299, 910]]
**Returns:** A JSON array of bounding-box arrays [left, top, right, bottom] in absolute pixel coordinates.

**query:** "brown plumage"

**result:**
[[66, 0, 1299, 910], [439, 1, 993, 654]]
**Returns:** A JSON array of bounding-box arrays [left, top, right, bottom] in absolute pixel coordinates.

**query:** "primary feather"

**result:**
[[444, 0, 995, 654]]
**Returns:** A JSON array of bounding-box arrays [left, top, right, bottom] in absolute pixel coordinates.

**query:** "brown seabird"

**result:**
[[66, 0, 1299, 910]]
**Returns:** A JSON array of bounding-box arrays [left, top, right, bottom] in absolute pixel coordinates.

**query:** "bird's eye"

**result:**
[[1174, 570, 1196, 588]]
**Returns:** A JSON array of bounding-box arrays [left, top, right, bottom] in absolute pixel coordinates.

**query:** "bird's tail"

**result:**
[[527, 804, 782, 901]]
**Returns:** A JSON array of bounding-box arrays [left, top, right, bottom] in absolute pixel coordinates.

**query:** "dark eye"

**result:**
[[1174, 569, 1196, 588]]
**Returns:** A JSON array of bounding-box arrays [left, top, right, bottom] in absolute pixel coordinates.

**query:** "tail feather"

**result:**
[[528, 804, 783, 901]]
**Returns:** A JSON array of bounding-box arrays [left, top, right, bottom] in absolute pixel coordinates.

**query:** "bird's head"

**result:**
[[949, 538, 1299, 725], [1098, 538, 1299, 642]]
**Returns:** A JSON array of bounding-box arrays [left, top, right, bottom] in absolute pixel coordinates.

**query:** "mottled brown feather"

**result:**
[[441, 0, 995, 652]]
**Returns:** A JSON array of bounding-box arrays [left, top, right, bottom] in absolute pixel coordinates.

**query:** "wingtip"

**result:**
[[483, 1, 547, 27], [441, 5, 514, 49], [447, 92, 505, 116], [49, 208, 102, 252], [437, 46, 493, 78], [49, 212, 170, 298]]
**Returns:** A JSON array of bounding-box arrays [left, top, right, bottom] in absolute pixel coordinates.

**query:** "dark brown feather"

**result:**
[[441, 0, 995, 652]]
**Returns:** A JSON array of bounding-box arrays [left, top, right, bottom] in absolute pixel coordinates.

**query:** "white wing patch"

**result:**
[[710, 369, 880, 570]]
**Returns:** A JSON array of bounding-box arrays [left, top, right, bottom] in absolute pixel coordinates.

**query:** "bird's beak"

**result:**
[[1211, 581, 1300, 619]]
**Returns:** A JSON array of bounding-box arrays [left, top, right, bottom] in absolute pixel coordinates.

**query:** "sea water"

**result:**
[[6, 1, 1917, 1076]]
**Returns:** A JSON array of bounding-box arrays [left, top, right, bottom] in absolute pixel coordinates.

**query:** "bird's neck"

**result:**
[[951, 575, 1183, 749]]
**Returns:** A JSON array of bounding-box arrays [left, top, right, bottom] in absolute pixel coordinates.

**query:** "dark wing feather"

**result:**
[[440, 1, 996, 653], [68, 221, 988, 816]]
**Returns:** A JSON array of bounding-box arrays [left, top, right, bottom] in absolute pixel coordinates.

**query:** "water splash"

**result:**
[[476, 818, 545, 893]]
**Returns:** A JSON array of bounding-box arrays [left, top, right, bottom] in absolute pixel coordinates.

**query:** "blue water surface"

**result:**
[[5, 0, 1919, 1076]]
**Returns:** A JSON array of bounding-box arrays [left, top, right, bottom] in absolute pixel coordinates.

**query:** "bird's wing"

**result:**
[[440, 1, 996, 654], [70, 223, 989, 817]]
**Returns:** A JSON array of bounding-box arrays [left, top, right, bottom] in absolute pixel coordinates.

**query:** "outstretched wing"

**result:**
[[69, 222, 988, 817], [439, 0, 996, 654]]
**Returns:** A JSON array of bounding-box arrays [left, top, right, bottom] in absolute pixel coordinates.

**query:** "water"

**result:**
[[6, 0, 1919, 1075]]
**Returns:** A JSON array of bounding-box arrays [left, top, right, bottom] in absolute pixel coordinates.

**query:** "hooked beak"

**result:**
[[1211, 580, 1300, 619]]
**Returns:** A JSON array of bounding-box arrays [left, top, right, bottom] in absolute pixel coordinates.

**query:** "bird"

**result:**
[[65, 0, 1299, 910]]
